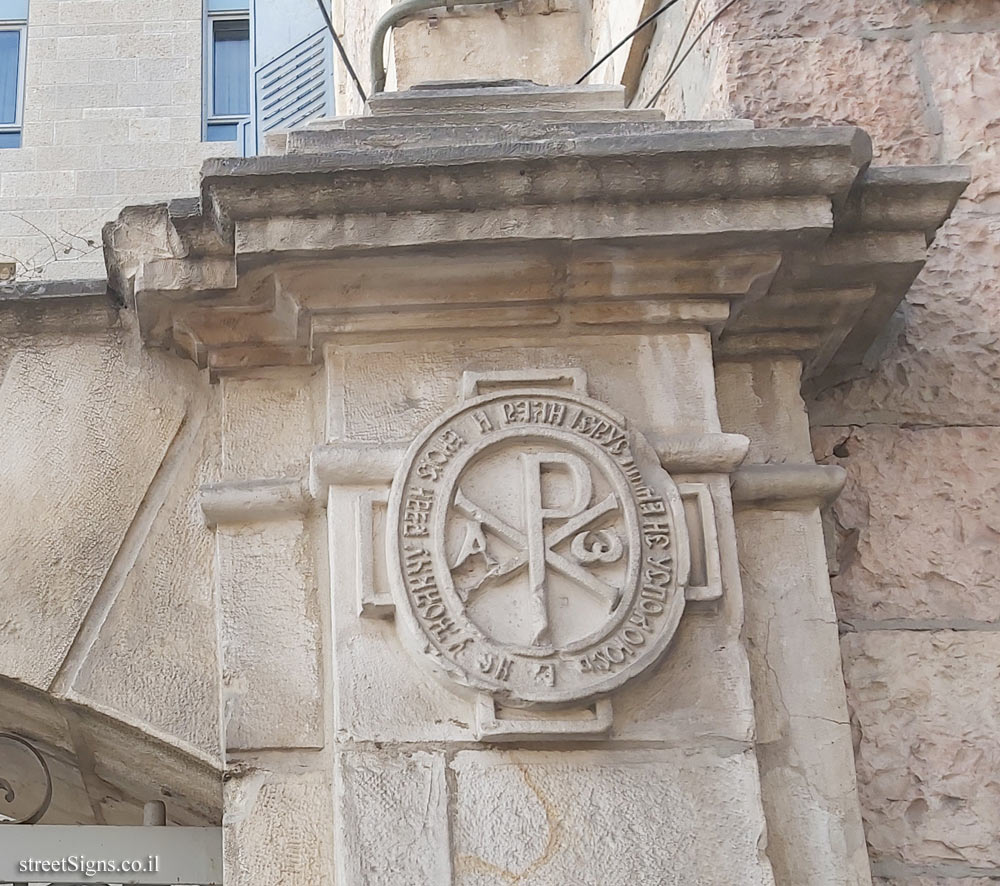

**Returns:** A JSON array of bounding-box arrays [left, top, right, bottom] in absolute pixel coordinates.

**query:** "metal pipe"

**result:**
[[370, 0, 505, 95]]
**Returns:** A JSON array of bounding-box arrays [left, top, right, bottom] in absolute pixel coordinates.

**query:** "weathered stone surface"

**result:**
[[451, 748, 775, 885], [329, 487, 476, 744], [874, 878, 996, 885], [843, 631, 1000, 869], [336, 751, 451, 885], [716, 358, 814, 464], [218, 519, 324, 750], [814, 425, 1000, 623], [75, 706, 221, 825], [736, 506, 871, 885], [590, 0, 646, 87], [0, 329, 190, 689], [225, 769, 334, 886], [72, 396, 222, 757], [924, 32, 1000, 208], [718, 0, 920, 39], [721, 37, 936, 164], [809, 215, 1000, 427], [221, 368, 320, 481], [918, 0, 1000, 23], [332, 335, 718, 445], [393, 1, 589, 92]]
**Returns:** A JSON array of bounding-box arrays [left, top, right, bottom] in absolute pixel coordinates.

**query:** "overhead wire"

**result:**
[[575, 0, 685, 85], [644, 0, 742, 108], [314, 0, 368, 104]]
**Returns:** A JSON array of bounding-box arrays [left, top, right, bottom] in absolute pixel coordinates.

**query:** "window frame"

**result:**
[[202, 0, 251, 144], [0, 14, 27, 147]]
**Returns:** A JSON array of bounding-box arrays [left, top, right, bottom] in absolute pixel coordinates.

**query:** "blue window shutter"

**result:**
[[247, 0, 333, 155], [0, 29, 19, 125]]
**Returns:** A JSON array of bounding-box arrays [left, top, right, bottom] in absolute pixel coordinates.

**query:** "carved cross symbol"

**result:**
[[451, 452, 624, 646]]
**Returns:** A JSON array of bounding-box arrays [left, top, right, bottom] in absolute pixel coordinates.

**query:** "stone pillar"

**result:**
[[718, 358, 871, 885], [104, 81, 964, 884]]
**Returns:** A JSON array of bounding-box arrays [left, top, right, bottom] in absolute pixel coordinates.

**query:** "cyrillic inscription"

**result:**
[[388, 387, 689, 708]]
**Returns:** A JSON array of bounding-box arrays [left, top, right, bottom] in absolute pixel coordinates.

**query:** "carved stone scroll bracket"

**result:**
[[474, 695, 613, 742], [730, 464, 847, 510], [200, 477, 311, 527], [678, 483, 723, 605]]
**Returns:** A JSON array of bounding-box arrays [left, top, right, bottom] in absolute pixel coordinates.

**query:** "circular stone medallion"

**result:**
[[387, 388, 689, 708]]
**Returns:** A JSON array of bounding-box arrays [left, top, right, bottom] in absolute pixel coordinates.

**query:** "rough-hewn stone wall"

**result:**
[[633, 1, 1000, 880]]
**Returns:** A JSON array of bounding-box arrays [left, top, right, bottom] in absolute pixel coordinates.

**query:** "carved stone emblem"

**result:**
[[387, 386, 689, 708]]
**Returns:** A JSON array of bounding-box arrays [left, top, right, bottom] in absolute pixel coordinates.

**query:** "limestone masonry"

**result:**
[[1, 2, 997, 885]]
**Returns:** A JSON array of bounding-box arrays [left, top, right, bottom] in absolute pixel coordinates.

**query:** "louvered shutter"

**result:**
[[247, 0, 334, 155]]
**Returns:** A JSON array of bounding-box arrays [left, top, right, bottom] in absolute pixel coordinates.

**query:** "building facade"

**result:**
[[1, 2, 998, 884]]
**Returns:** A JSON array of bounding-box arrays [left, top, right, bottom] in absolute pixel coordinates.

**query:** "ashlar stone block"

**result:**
[[224, 770, 334, 886], [924, 32, 1000, 208], [221, 367, 320, 481], [335, 750, 451, 886], [814, 425, 1000, 623], [451, 748, 775, 886], [721, 36, 936, 164], [72, 398, 222, 757], [843, 630, 1000, 870], [218, 519, 324, 750]]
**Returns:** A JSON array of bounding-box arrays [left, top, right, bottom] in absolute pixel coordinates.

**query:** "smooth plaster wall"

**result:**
[[628, 0, 1000, 880]]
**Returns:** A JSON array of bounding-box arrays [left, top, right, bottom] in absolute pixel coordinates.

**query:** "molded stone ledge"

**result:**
[[836, 166, 970, 242], [200, 478, 310, 527], [731, 463, 846, 509], [198, 125, 874, 220], [102, 83, 966, 381], [651, 431, 750, 473], [310, 443, 405, 499]]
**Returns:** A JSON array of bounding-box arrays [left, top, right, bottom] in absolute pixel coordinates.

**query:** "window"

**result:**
[[0, 0, 27, 149], [204, 0, 250, 144], [203, 0, 336, 156]]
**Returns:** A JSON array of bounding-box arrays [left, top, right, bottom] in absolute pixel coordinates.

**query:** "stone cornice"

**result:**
[[102, 83, 967, 385]]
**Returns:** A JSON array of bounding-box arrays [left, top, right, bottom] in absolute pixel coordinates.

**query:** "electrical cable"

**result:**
[[314, 0, 368, 104], [644, 0, 742, 108], [575, 0, 685, 85]]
